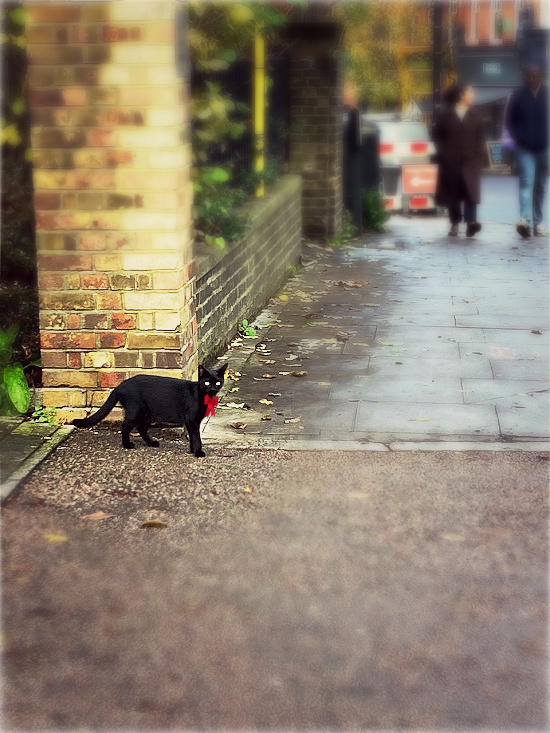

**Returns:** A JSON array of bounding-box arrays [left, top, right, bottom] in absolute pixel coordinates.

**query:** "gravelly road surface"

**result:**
[[2, 433, 548, 731]]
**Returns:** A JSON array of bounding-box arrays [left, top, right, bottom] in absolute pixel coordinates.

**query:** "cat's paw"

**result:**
[[194, 450, 206, 458], [123, 442, 135, 449], [149, 440, 160, 448]]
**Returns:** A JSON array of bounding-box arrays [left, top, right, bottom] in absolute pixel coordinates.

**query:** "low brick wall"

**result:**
[[196, 175, 302, 363]]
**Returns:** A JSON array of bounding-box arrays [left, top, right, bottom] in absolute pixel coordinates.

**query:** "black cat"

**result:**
[[72, 364, 227, 457]]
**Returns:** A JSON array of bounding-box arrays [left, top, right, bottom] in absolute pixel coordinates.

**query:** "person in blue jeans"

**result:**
[[505, 65, 549, 238]]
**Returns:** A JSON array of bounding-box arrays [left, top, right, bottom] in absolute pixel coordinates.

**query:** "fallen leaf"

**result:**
[[285, 354, 299, 360], [241, 487, 254, 494], [261, 415, 272, 421], [227, 369, 241, 381], [442, 533, 465, 542], [395, 362, 403, 365], [259, 399, 274, 405], [225, 402, 246, 409], [268, 392, 281, 397], [291, 370, 308, 377], [278, 371, 292, 375], [531, 329, 542, 335], [279, 294, 289, 301], [408, 417, 431, 422], [81, 510, 115, 521], [284, 417, 301, 423], [141, 519, 167, 529], [229, 422, 247, 430], [43, 532, 68, 544], [260, 359, 276, 364], [336, 279, 366, 288], [261, 373, 276, 379], [229, 387, 240, 392], [363, 303, 380, 307]]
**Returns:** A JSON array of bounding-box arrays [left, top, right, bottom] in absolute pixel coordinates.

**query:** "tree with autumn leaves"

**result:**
[[335, 1, 433, 111]]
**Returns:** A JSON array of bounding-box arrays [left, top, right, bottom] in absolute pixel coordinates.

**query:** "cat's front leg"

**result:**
[[187, 423, 205, 458]]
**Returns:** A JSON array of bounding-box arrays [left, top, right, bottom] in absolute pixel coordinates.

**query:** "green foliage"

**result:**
[[239, 157, 280, 195], [194, 186, 248, 248], [0, 325, 34, 416], [361, 189, 390, 233], [238, 319, 257, 338], [2, 3, 28, 149], [327, 209, 358, 248], [30, 404, 56, 426], [189, 3, 288, 246], [335, 1, 432, 110]]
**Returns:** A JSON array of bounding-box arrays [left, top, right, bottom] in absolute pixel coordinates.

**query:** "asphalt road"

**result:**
[[2, 443, 548, 731]]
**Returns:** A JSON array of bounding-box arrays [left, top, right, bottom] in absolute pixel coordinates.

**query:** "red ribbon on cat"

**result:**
[[204, 394, 218, 418]]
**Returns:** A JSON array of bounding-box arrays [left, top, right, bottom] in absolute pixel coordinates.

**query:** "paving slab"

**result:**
[[205, 215, 548, 448]]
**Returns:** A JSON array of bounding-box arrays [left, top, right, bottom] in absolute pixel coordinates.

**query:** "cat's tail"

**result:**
[[72, 389, 119, 428]]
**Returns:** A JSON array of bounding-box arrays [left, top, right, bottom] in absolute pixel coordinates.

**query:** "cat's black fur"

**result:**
[[72, 364, 227, 457]]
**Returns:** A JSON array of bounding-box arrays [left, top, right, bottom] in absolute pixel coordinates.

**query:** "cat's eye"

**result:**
[[204, 381, 210, 386], [215, 382, 221, 386]]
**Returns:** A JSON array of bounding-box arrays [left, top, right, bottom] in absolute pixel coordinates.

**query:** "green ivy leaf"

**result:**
[[0, 325, 19, 350], [220, 48, 237, 62], [4, 363, 31, 414], [12, 99, 25, 116], [202, 167, 230, 185], [9, 8, 25, 25]]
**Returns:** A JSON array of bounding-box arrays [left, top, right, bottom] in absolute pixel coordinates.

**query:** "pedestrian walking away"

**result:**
[[505, 64, 549, 239], [432, 82, 486, 238]]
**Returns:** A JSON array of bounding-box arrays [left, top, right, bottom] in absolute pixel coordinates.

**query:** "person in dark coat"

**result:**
[[432, 83, 486, 237], [505, 65, 548, 239]]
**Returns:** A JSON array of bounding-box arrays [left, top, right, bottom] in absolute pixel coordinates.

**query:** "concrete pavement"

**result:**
[[206, 213, 549, 449]]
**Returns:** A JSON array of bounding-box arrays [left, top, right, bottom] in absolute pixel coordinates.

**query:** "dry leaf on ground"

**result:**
[[81, 510, 115, 521], [141, 519, 167, 529], [43, 532, 68, 544], [335, 280, 367, 288], [229, 422, 247, 430]]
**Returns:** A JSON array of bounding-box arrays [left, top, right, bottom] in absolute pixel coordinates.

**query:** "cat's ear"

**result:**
[[217, 363, 228, 377], [198, 364, 206, 380]]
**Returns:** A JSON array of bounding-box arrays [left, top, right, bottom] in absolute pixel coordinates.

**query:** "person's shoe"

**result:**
[[466, 221, 482, 237], [516, 219, 531, 239], [448, 224, 459, 236], [534, 224, 549, 237]]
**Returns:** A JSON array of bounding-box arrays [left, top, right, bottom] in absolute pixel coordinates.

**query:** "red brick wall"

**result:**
[[25, 1, 196, 422]]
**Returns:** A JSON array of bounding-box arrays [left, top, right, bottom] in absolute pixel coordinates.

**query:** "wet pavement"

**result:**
[[206, 214, 549, 449]]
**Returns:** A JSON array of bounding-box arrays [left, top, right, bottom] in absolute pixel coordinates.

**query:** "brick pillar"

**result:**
[[287, 27, 343, 238], [25, 1, 197, 422]]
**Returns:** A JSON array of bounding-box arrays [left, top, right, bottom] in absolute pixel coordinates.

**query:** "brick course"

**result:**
[[27, 1, 197, 421]]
